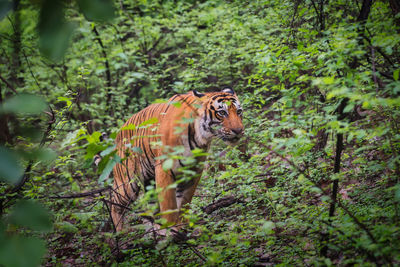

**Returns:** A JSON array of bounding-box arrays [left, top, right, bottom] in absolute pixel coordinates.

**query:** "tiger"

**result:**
[[111, 88, 244, 232]]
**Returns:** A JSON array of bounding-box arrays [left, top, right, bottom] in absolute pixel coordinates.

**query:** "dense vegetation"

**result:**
[[1, 0, 400, 265]]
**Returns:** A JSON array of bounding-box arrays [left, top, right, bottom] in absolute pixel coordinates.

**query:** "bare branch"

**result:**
[[49, 186, 111, 199], [0, 74, 18, 94], [202, 195, 242, 214]]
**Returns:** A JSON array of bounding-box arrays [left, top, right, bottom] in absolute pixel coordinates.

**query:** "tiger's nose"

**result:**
[[232, 128, 244, 136]]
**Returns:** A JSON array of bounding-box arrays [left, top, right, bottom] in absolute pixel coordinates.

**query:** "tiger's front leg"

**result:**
[[155, 163, 180, 226], [176, 175, 201, 214]]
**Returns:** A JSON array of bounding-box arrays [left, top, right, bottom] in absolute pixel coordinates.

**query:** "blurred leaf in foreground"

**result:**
[[98, 154, 120, 183], [18, 148, 57, 163], [1, 94, 47, 115], [77, 0, 116, 22], [38, 0, 75, 61], [0, 146, 23, 185], [0, 235, 46, 267], [0, 0, 12, 21], [8, 200, 53, 232]]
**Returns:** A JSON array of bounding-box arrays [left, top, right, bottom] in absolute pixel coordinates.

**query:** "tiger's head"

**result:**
[[193, 88, 244, 145]]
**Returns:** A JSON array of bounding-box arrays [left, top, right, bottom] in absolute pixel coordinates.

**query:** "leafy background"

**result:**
[[0, 0, 400, 265]]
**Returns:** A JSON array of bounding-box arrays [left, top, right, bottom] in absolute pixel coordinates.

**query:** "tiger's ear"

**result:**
[[222, 88, 235, 95], [192, 90, 205, 98]]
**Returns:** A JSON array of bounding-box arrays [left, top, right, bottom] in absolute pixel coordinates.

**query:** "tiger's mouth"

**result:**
[[213, 126, 244, 145]]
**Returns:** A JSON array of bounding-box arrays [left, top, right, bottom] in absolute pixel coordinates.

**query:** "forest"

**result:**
[[1, 0, 400, 266]]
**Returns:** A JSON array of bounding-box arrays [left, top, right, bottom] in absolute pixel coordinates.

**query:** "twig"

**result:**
[[0, 74, 18, 94], [21, 48, 42, 93], [370, 46, 379, 94], [92, 26, 111, 89], [92, 25, 113, 118], [48, 186, 111, 199], [99, 192, 117, 234], [185, 243, 207, 263], [40, 105, 56, 147], [202, 195, 242, 214], [102, 198, 132, 211], [329, 97, 348, 218]]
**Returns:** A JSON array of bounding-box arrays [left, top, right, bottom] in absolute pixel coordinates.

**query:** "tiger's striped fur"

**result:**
[[111, 88, 244, 231]]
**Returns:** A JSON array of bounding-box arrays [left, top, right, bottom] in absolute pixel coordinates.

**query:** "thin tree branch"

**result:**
[[370, 46, 380, 93], [92, 25, 113, 118], [49, 186, 111, 199], [202, 195, 242, 214], [0, 74, 18, 94]]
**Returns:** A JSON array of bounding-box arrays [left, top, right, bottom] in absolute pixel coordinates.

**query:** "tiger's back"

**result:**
[[112, 93, 201, 201]]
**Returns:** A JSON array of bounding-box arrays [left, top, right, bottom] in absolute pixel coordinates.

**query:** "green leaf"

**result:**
[[57, 96, 73, 107], [162, 158, 174, 171], [1, 94, 47, 115], [9, 200, 52, 232], [40, 22, 74, 61], [85, 144, 103, 161], [121, 124, 136, 131], [395, 184, 400, 202], [131, 146, 143, 154], [139, 117, 159, 127], [181, 117, 195, 123], [310, 187, 322, 193], [191, 148, 208, 157], [0, 146, 23, 185], [54, 221, 78, 233], [394, 69, 400, 81], [78, 0, 116, 22], [322, 76, 335, 85], [39, 0, 75, 61], [19, 148, 57, 163], [86, 131, 102, 143], [261, 221, 275, 235], [100, 145, 116, 157], [72, 212, 96, 224], [153, 99, 168, 104], [98, 154, 121, 183], [172, 101, 182, 108], [0, 236, 46, 267], [0, 0, 12, 21]]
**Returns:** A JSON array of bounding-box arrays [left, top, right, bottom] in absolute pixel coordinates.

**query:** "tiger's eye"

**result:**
[[217, 110, 227, 117], [237, 109, 243, 116]]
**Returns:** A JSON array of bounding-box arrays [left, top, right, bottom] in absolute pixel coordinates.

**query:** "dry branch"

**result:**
[[202, 195, 241, 214], [0, 74, 18, 94], [49, 186, 111, 199], [92, 25, 112, 118]]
